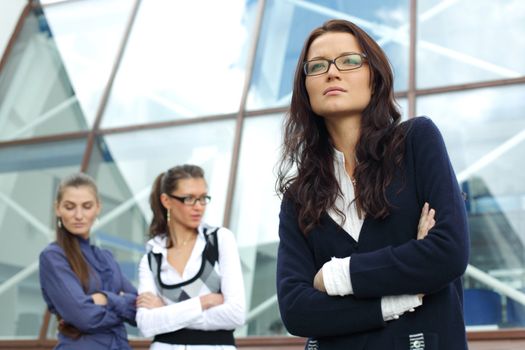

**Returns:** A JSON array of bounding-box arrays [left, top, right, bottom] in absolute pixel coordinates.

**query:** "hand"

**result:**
[[313, 268, 326, 292], [91, 292, 108, 305], [417, 202, 435, 240], [137, 292, 165, 309], [199, 293, 224, 310]]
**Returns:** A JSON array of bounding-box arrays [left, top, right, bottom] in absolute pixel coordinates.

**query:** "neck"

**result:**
[[325, 115, 360, 163], [169, 221, 197, 247]]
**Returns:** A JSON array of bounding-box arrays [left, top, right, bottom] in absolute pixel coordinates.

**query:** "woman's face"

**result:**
[[55, 186, 100, 240], [165, 177, 208, 230], [305, 32, 372, 121]]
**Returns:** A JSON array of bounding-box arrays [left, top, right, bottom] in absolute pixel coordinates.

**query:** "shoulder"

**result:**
[[145, 234, 167, 253], [401, 116, 442, 141], [216, 226, 235, 241], [205, 226, 238, 250], [39, 242, 65, 262], [279, 194, 299, 221], [39, 243, 69, 277]]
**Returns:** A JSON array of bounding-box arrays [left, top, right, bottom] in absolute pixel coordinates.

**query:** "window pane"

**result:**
[[417, 84, 525, 328], [100, 0, 259, 128], [43, 0, 136, 124], [417, 0, 525, 88], [398, 97, 408, 120], [247, 0, 409, 110], [0, 139, 85, 338], [230, 114, 283, 336], [0, 9, 87, 141]]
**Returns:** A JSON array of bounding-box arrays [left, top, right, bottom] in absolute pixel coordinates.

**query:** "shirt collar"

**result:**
[[333, 147, 346, 165]]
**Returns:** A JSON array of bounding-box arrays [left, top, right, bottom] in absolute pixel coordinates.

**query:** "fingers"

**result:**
[[417, 202, 436, 240], [427, 208, 436, 230], [420, 202, 429, 218], [137, 292, 164, 309], [313, 269, 326, 292], [200, 293, 224, 310]]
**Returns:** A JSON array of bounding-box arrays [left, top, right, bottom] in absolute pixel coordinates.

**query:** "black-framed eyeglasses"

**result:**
[[303, 52, 367, 76], [166, 193, 211, 206]]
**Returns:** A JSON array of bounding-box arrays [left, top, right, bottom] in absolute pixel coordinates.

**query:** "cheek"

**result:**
[[85, 209, 99, 222], [305, 81, 320, 110]]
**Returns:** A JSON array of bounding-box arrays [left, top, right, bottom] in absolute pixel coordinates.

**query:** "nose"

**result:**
[[74, 208, 83, 219], [192, 201, 206, 211], [326, 62, 341, 80]]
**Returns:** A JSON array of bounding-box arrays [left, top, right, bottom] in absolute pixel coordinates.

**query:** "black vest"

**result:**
[[148, 226, 235, 346]]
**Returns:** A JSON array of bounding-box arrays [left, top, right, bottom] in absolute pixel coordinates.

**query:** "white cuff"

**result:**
[[322, 256, 353, 296], [381, 295, 422, 321]]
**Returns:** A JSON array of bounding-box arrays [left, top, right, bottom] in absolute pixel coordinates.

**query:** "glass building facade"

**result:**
[[0, 0, 524, 341]]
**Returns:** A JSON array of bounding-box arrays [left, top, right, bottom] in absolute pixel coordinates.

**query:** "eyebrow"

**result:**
[[307, 51, 361, 60], [176, 192, 208, 197], [62, 200, 95, 205]]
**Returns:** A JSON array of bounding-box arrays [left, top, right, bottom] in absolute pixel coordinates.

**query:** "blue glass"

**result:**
[[229, 113, 284, 335], [43, 0, 136, 125], [418, 84, 525, 329], [246, 0, 410, 110], [100, 0, 259, 128], [417, 0, 525, 88], [0, 139, 86, 338], [0, 9, 87, 141]]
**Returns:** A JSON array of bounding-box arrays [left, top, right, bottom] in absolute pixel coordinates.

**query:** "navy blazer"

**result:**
[[277, 117, 469, 350]]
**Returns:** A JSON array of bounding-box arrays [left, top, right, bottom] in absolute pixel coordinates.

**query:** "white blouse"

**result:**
[[136, 224, 246, 350]]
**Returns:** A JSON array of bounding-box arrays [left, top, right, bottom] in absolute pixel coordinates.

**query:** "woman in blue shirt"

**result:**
[[39, 173, 137, 349]]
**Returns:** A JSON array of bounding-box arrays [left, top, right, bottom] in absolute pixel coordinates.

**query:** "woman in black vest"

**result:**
[[136, 164, 245, 349]]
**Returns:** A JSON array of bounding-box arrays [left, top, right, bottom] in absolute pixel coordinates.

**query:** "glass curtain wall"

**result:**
[[0, 0, 524, 341]]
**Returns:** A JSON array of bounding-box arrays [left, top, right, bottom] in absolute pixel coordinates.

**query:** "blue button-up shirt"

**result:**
[[39, 236, 137, 349]]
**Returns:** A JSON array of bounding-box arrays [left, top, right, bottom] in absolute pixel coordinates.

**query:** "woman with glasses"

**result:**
[[39, 173, 137, 349], [136, 164, 245, 349], [276, 19, 469, 349]]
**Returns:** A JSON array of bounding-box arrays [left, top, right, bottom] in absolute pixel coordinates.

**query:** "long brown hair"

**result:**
[[276, 19, 407, 233], [55, 172, 99, 338], [55, 172, 99, 291], [149, 164, 205, 248]]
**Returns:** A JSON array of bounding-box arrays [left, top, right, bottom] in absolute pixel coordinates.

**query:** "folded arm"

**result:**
[[39, 249, 129, 333]]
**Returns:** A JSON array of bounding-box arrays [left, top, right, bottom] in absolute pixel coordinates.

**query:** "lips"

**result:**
[[323, 86, 347, 95]]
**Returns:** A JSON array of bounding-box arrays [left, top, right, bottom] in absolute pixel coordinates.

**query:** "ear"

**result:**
[[160, 193, 171, 210]]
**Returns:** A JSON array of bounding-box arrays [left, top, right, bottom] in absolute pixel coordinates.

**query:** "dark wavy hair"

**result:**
[[149, 164, 205, 248], [276, 19, 407, 234]]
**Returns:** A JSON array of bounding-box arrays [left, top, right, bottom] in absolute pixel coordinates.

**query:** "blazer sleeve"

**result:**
[[277, 198, 386, 338], [350, 117, 470, 297], [39, 248, 127, 333]]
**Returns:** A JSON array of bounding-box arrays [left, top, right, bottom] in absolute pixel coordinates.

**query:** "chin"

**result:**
[[68, 230, 89, 238], [185, 222, 200, 230]]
